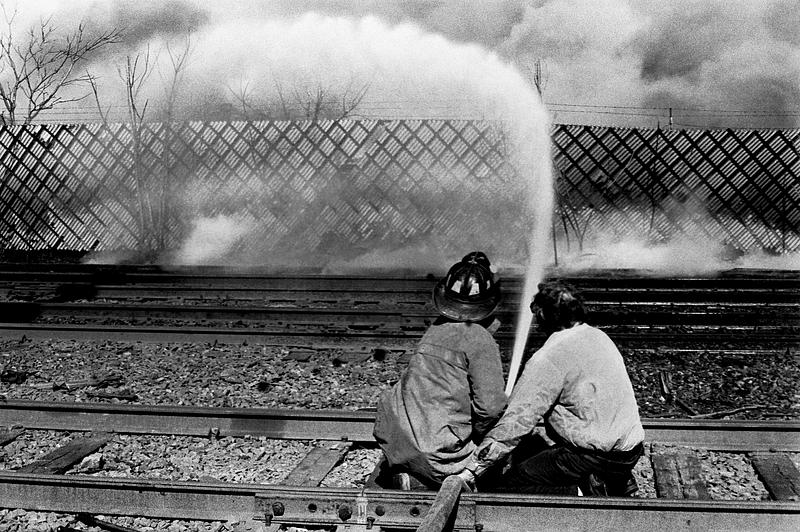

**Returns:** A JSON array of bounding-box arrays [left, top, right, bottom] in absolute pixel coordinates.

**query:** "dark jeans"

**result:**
[[482, 434, 643, 496]]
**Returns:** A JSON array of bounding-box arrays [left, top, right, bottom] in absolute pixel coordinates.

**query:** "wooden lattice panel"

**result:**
[[552, 126, 800, 252], [0, 121, 798, 258]]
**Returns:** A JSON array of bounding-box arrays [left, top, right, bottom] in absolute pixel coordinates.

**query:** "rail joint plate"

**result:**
[[255, 491, 476, 530]]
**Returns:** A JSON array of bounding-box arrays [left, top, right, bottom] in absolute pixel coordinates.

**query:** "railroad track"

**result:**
[[0, 267, 797, 351], [0, 324, 796, 357], [1, 265, 798, 529], [1, 265, 798, 305], [1, 401, 799, 531], [2, 301, 797, 327]]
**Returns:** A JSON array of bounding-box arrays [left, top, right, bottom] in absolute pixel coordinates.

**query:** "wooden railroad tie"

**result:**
[[283, 441, 353, 487], [0, 427, 25, 446], [749, 452, 800, 501], [13, 433, 110, 475], [651, 446, 711, 500]]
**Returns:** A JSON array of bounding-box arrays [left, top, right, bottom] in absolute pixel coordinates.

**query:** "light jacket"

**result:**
[[373, 320, 507, 484], [468, 323, 644, 477]]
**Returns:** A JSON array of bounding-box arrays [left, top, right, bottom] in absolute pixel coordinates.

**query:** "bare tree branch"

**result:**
[[273, 78, 291, 119], [159, 35, 192, 122], [228, 79, 271, 121], [118, 45, 155, 126], [338, 76, 370, 118], [86, 70, 110, 126], [0, 4, 120, 124], [230, 73, 370, 122], [116, 46, 158, 251]]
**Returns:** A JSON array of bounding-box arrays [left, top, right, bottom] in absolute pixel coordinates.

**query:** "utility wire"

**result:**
[[29, 100, 800, 115]]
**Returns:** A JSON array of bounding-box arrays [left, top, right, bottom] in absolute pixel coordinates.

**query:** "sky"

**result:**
[[5, 0, 799, 128]]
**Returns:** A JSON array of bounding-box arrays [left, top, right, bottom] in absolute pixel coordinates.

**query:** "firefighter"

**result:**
[[372, 251, 508, 490], [458, 281, 644, 496]]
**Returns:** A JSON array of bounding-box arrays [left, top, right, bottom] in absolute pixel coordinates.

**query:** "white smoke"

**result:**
[[186, 0, 800, 128], [12, 1, 798, 127], [82, 11, 553, 272], [174, 214, 256, 265], [557, 235, 800, 274]]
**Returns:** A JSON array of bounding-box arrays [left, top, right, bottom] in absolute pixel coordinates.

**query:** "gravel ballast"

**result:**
[[0, 431, 772, 501], [1, 338, 797, 419], [1, 336, 796, 530]]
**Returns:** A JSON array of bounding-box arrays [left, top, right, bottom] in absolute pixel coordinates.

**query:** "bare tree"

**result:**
[[229, 79, 272, 120], [555, 169, 594, 254], [272, 78, 292, 119], [157, 36, 193, 249], [120, 47, 154, 127], [292, 78, 369, 120], [294, 84, 327, 121], [126, 48, 156, 251], [230, 75, 369, 121], [0, 3, 119, 125], [116, 47, 159, 253], [159, 36, 192, 123], [90, 39, 196, 257], [0, 3, 118, 251], [336, 77, 370, 119]]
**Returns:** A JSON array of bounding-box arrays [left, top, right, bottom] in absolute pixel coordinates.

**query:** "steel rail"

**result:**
[[1, 401, 798, 451], [3, 301, 795, 327], [0, 322, 796, 349], [0, 263, 796, 280], [35, 280, 800, 301], [0, 473, 798, 531], [84, 284, 800, 306], [1, 322, 796, 350], [2, 267, 798, 291], [5, 283, 797, 309], [84, 277, 798, 291]]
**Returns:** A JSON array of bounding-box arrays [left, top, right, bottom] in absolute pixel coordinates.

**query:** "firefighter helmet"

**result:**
[[433, 253, 501, 322]]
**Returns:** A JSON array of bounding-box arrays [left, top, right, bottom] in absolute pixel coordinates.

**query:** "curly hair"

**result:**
[[530, 281, 586, 331]]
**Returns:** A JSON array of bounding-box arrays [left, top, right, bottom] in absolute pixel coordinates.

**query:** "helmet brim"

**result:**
[[432, 280, 501, 322]]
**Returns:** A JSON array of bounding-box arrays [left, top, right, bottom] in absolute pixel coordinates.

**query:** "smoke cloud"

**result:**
[[183, 0, 798, 128], [51, 5, 552, 276], [174, 214, 255, 265], [9, 1, 798, 127], [556, 235, 800, 275]]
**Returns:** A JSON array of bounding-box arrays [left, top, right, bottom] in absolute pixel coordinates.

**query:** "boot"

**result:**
[[605, 473, 638, 497], [581, 473, 609, 496], [583, 472, 638, 497]]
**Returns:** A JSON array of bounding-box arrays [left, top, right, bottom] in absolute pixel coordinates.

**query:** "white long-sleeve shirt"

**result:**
[[468, 323, 644, 477]]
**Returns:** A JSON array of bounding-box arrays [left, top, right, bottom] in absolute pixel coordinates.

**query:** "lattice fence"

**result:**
[[553, 126, 800, 254], [0, 120, 798, 263]]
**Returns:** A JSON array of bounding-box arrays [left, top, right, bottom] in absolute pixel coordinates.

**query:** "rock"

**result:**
[[77, 452, 104, 473]]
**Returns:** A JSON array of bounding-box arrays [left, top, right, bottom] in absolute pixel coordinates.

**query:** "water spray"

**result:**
[[504, 158, 553, 397]]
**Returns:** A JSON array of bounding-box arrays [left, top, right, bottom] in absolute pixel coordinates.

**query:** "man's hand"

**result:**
[[456, 469, 476, 491]]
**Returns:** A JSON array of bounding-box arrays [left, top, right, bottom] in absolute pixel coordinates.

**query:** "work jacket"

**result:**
[[373, 320, 507, 485], [468, 323, 644, 477]]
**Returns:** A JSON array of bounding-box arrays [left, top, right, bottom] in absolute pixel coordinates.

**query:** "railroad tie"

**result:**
[[283, 441, 353, 487], [12, 432, 110, 475], [0, 427, 25, 447], [749, 452, 800, 501], [651, 445, 711, 500]]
